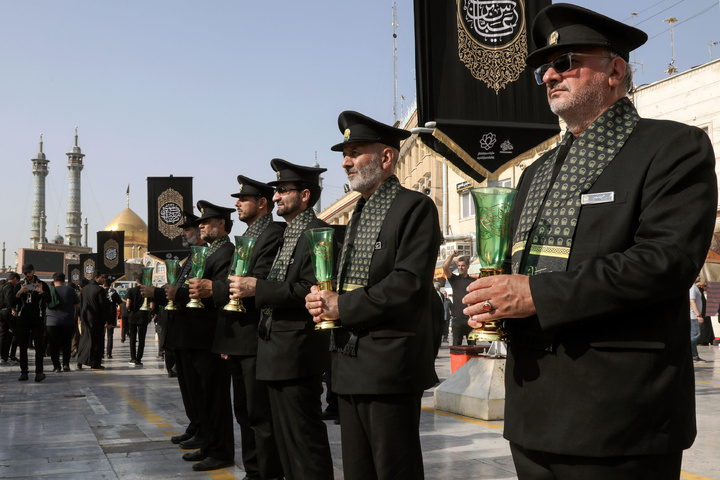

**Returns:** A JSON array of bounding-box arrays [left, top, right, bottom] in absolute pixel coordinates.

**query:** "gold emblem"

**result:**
[[276, 171, 281, 180], [343, 128, 350, 142], [200, 207, 205, 214], [549, 31, 559, 46], [238, 183, 243, 193], [158, 187, 183, 240]]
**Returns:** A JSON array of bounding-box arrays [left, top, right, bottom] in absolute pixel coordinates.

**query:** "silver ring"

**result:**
[[482, 300, 493, 311]]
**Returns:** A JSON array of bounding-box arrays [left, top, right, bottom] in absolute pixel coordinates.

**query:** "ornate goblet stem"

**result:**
[[224, 236, 256, 313], [466, 187, 517, 342], [305, 228, 341, 330], [139, 267, 154, 311], [187, 246, 209, 309], [164, 259, 180, 311]]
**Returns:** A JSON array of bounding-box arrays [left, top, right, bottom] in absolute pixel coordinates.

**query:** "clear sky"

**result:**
[[2, 0, 719, 268]]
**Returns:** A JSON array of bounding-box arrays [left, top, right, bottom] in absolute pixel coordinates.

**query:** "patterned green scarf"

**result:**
[[268, 208, 316, 282], [207, 234, 230, 259], [243, 213, 273, 239], [259, 208, 316, 341], [332, 175, 402, 356], [511, 97, 640, 275]]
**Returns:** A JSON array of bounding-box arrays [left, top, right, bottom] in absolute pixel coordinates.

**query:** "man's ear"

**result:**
[[607, 57, 626, 89]]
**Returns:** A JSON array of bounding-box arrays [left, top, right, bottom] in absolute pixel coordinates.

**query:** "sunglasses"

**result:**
[[275, 186, 301, 195], [533, 52, 612, 85]]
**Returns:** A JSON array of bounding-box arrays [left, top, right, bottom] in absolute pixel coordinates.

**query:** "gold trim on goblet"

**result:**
[[139, 267, 154, 311], [224, 236, 257, 313], [305, 227, 341, 330], [187, 246, 209, 309], [164, 259, 180, 311], [466, 187, 517, 342]]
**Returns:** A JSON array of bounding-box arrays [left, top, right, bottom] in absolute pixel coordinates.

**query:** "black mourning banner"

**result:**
[[67, 263, 82, 285], [97, 230, 125, 281], [414, 0, 559, 181], [147, 176, 193, 260], [79, 254, 97, 281]]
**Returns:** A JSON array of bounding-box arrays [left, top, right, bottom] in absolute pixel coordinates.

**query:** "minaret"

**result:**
[[312, 152, 323, 214], [30, 135, 50, 249], [66, 127, 85, 246]]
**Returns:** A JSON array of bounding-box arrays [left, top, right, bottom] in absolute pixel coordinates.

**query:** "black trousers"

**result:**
[[175, 348, 201, 436], [451, 317, 476, 346], [47, 325, 74, 368], [228, 354, 283, 479], [510, 442, 683, 480], [105, 326, 115, 356], [267, 375, 334, 480], [16, 317, 45, 374], [0, 309, 16, 360], [128, 322, 148, 361], [186, 348, 234, 461], [338, 391, 424, 480]]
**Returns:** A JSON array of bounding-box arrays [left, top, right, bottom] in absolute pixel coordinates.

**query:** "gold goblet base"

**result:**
[[467, 267, 506, 342], [315, 319, 341, 330], [165, 301, 177, 311], [223, 298, 246, 313], [187, 298, 204, 309], [140, 298, 151, 311]]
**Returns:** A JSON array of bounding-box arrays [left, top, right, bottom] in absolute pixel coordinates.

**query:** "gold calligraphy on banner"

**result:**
[[158, 188, 183, 240], [457, 0, 527, 93], [103, 238, 120, 270]]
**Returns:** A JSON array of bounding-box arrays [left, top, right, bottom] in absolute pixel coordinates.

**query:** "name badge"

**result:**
[[581, 192, 614, 205], [374, 242, 382, 250]]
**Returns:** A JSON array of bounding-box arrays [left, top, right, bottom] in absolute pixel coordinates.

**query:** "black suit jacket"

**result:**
[[155, 240, 234, 350], [503, 118, 717, 456], [213, 221, 284, 356], [332, 189, 441, 395], [255, 216, 334, 381]]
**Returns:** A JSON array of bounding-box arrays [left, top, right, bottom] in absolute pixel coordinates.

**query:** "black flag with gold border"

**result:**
[[67, 263, 82, 285], [79, 254, 97, 281], [414, 0, 559, 181], [97, 230, 125, 281], [147, 176, 193, 260]]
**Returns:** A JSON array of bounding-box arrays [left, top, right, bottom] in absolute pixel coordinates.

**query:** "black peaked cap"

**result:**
[[526, 3, 648, 69], [330, 110, 411, 152], [268, 158, 326, 187], [231, 175, 275, 202], [178, 210, 201, 228], [196, 200, 235, 222]]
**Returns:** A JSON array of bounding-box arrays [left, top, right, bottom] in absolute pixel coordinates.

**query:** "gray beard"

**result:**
[[182, 232, 199, 247]]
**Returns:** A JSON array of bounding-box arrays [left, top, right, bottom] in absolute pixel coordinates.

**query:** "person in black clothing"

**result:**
[[77, 271, 108, 369], [126, 274, 151, 366], [103, 279, 123, 359], [0, 273, 20, 364], [46, 272, 80, 372], [14, 264, 51, 382], [442, 251, 476, 346]]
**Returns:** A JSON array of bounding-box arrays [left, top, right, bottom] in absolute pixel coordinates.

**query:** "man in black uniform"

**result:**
[[306, 111, 441, 480], [442, 251, 475, 346], [214, 175, 284, 480], [231, 159, 335, 480], [463, 5, 717, 478], [144, 212, 206, 446], [14, 264, 51, 381]]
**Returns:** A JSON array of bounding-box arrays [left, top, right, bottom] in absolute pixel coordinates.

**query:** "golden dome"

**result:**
[[105, 207, 148, 259]]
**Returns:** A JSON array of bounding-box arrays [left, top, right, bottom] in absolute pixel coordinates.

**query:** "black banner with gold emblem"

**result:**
[[147, 176, 193, 260], [67, 263, 82, 286], [78, 254, 97, 281], [414, 0, 559, 180], [97, 230, 125, 281]]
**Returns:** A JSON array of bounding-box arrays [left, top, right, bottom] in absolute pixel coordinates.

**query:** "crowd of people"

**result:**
[[1, 4, 718, 480]]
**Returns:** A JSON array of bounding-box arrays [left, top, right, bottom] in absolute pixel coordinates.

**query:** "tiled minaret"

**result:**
[[65, 128, 85, 246], [30, 135, 49, 248]]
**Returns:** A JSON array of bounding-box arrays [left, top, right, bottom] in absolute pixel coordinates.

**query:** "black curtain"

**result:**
[[97, 230, 125, 281]]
